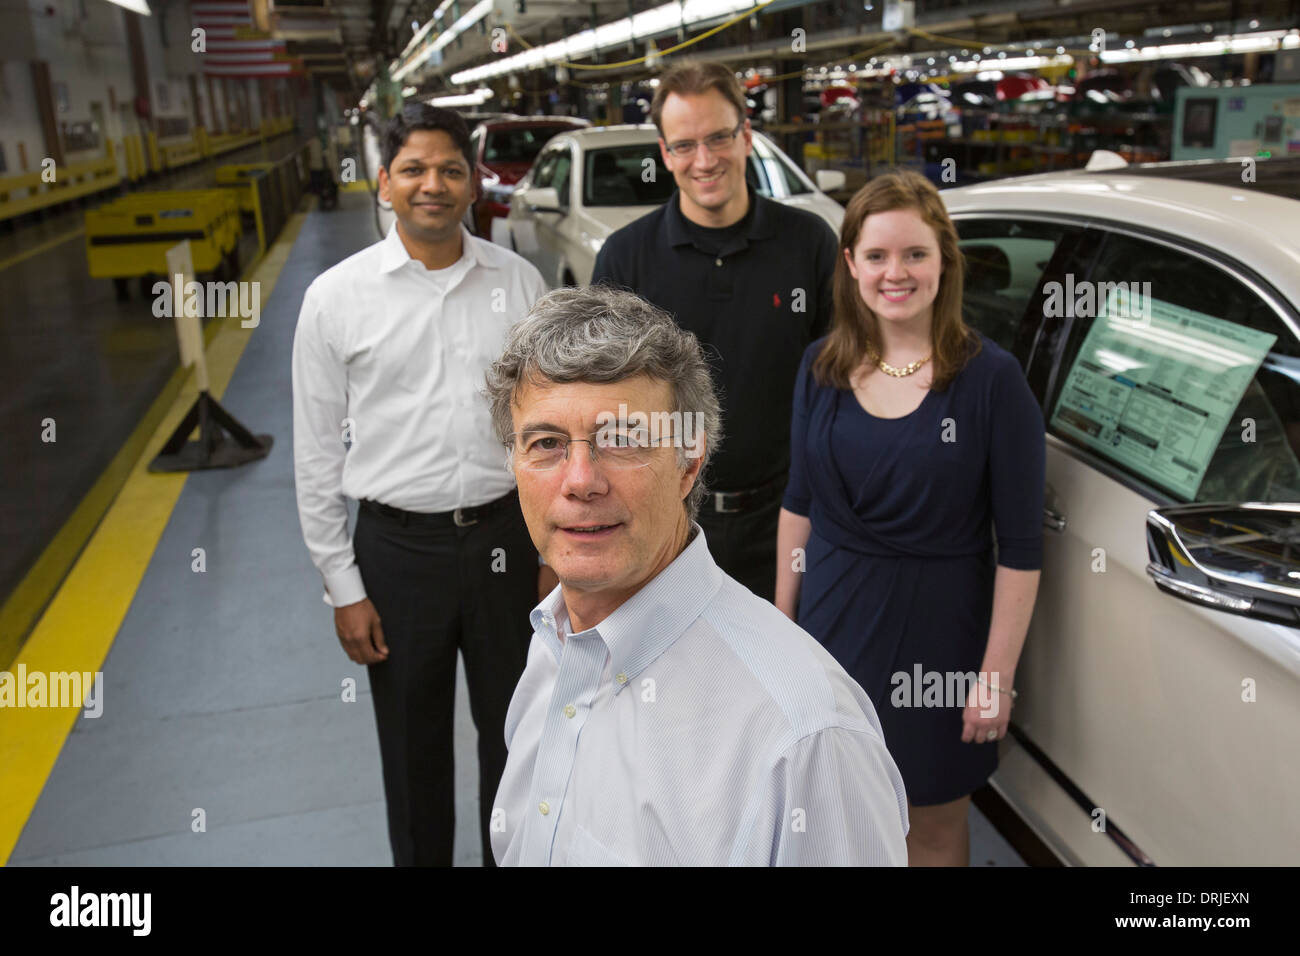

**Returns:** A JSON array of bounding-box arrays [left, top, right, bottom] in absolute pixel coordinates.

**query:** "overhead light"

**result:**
[[949, 54, 1072, 74], [428, 86, 494, 107], [452, 0, 774, 84], [1101, 31, 1296, 62], [103, 0, 151, 14], [394, 0, 492, 81]]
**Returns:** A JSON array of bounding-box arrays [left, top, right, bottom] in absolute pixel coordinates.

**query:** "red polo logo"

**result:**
[[773, 292, 782, 308]]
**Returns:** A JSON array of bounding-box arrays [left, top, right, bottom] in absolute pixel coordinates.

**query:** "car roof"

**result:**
[[551, 123, 786, 151], [477, 116, 588, 131], [943, 171, 1300, 310], [557, 124, 659, 147]]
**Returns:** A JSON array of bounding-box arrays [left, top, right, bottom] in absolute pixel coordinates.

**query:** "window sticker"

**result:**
[[1050, 290, 1276, 499]]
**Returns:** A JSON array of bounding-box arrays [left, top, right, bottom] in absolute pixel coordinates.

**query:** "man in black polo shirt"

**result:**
[[591, 60, 837, 602]]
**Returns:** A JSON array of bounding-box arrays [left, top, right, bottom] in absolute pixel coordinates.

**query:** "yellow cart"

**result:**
[[86, 189, 242, 299]]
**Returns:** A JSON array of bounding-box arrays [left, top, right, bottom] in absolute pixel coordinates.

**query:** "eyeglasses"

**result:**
[[506, 429, 676, 472], [663, 123, 744, 159]]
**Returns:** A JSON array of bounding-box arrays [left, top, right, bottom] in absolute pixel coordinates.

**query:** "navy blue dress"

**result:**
[[783, 334, 1045, 805]]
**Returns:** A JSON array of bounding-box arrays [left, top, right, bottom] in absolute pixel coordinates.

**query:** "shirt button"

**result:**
[[539, 801, 550, 816], [616, 672, 628, 685], [564, 704, 576, 718], [714, 257, 723, 267]]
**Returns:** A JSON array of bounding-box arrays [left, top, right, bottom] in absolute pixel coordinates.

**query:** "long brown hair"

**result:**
[[813, 170, 978, 391]]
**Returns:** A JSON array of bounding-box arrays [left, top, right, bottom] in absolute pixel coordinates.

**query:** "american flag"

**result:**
[[191, 1, 303, 76]]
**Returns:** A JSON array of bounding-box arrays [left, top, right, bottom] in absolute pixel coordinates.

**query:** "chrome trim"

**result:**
[[1043, 507, 1066, 532], [1146, 561, 1255, 612], [1006, 724, 1156, 867], [1149, 505, 1300, 603]]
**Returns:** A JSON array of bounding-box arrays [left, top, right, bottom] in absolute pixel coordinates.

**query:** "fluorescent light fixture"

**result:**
[[399, 17, 438, 61], [595, 19, 633, 47], [394, 0, 491, 81], [103, 0, 151, 14], [1102, 31, 1298, 63], [565, 29, 598, 58], [451, 0, 766, 84], [632, 7, 680, 38], [949, 54, 1070, 73], [432, 0, 492, 53], [428, 87, 494, 107]]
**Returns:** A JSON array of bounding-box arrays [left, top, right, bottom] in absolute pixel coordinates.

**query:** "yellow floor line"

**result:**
[[0, 227, 84, 273], [0, 208, 310, 865], [0, 321, 223, 669]]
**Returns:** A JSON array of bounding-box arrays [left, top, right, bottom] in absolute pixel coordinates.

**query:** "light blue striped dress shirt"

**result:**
[[491, 526, 910, 866]]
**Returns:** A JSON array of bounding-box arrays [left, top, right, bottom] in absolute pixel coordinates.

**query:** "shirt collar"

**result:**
[[378, 221, 490, 274], [664, 183, 776, 252], [528, 524, 724, 694]]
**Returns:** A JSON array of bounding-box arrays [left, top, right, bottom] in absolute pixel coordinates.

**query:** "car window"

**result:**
[[532, 150, 559, 189], [485, 126, 562, 164], [1045, 232, 1300, 503], [552, 152, 572, 207], [584, 145, 676, 206], [750, 136, 811, 197], [956, 218, 1077, 354]]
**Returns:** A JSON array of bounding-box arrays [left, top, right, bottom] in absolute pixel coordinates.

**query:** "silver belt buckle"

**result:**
[[714, 491, 741, 514], [453, 507, 478, 527]]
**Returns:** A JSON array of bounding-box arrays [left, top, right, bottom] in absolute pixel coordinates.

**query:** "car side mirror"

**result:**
[[815, 169, 846, 192], [526, 187, 562, 212], [1146, 503, 1300, 627]]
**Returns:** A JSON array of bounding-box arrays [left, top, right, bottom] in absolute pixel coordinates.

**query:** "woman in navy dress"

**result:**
[[775, 171, 1044, 866]]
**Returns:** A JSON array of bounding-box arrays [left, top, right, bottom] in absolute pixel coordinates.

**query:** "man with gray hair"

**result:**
[[484, 285, 909, 865]]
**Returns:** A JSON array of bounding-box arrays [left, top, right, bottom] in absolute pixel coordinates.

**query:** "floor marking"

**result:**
[[0, 207, 310, 865], [0, 228, 84, 273]]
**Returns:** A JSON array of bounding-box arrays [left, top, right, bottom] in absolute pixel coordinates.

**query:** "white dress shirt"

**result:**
[[292, 223, 547, 607], [491, 526, 910, 866]]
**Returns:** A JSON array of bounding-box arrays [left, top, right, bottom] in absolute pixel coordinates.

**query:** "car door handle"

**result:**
[[1043, 507, 1066, 532]]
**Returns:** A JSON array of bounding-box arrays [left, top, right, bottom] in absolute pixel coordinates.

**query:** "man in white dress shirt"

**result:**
[[292, 104, 547, 866], [483, 286, 909, 865]]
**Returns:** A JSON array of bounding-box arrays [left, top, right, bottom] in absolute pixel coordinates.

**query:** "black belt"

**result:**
[[360, 489, 517, 528], [709, 473, 785, 514]]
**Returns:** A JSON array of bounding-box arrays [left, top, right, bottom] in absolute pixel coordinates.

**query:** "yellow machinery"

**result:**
[[85, 189, 241, 299], [215, 162, 274, 218]]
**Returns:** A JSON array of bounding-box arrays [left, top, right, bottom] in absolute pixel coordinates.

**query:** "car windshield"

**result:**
[[584, 145, 677, 206], [485, 127, 565, 164]]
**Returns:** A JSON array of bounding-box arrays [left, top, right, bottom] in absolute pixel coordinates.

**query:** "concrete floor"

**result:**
[[0, 133, 312, 606], [9, 190, 1025, 867]]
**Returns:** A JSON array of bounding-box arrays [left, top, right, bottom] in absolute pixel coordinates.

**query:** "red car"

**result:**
[[469, 116, 589, 238]]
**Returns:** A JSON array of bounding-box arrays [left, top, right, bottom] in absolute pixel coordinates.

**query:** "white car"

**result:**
[[497, 124, 846, 288], [944, 158, 1300, 865]]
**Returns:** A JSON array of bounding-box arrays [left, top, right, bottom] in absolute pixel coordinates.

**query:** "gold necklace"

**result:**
[[867, 346, 931, 378]]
